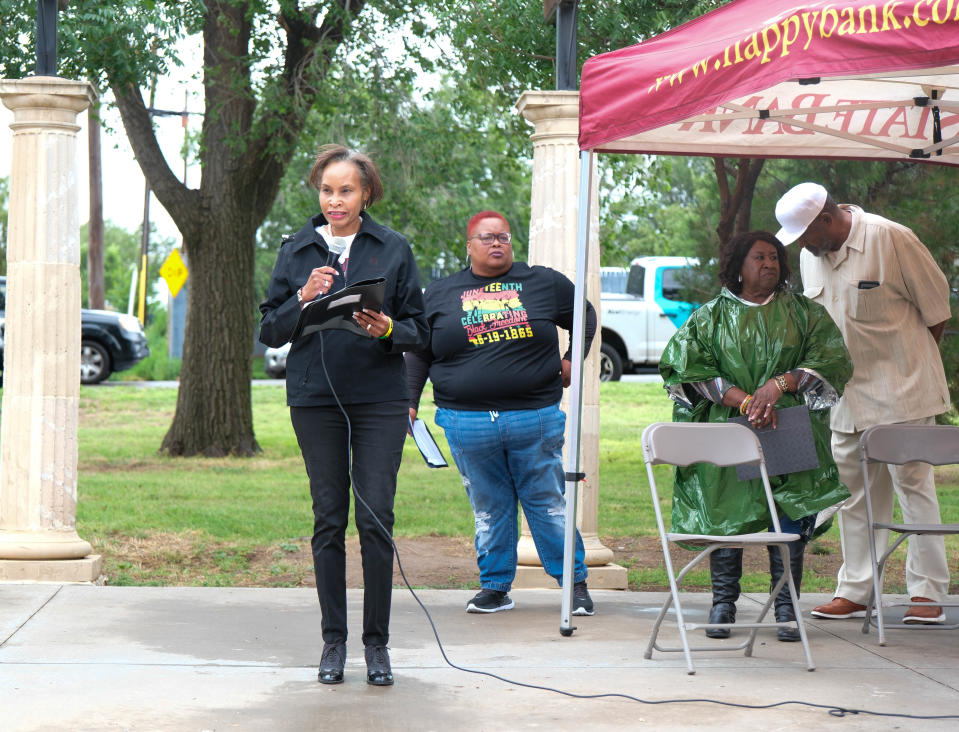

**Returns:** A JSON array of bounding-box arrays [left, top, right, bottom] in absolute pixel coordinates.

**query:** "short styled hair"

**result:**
[[718, 230, 791, 295], [308, 144, 384, 207], [467, 210, 510, 239]]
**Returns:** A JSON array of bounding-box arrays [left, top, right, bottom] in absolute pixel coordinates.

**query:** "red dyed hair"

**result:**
[[466, 210, 510, 238]]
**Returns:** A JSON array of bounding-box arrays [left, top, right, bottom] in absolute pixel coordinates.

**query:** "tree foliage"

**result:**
[[430, 1, 723, 98], [1, 0, 427, 456], [426, 1, 725, 264], [255, 1, 726, 283], [257, 75, 533, 296]]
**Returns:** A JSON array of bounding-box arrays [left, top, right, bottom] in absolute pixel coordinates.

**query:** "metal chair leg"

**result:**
[[776, 543, 815, 671]]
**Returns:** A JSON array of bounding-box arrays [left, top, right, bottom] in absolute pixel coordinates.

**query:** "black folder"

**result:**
[[729, 405, 820, 480], [290, 278, 387, 342]]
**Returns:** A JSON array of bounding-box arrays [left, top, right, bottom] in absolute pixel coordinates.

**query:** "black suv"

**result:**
[[0, 276, 150, 384]]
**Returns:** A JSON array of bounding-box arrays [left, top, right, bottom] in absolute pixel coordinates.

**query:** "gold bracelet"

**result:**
[[775, 374, 788, 394], [739, 395, 752, 415], [379, 317, 394, 340]]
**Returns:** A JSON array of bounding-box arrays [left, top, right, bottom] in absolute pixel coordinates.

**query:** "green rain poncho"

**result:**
[[659, 288, 852, 537]]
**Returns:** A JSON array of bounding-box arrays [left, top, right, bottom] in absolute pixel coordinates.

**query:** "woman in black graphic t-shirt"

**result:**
[[406, 211, 597, 617]]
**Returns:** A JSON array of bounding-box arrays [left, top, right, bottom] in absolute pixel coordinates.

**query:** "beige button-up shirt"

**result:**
[[799, 205, 950, 432]]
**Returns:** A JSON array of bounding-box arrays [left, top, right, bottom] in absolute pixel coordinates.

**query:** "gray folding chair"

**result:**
[[859, 424, 959, 645], [641, 422, 815, 674]]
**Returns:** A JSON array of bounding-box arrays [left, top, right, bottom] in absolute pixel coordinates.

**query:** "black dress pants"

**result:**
[[291, 400, 408, 647]]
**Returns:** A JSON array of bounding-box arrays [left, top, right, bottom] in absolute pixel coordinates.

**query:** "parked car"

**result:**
[[0, 276, 150, 384], [79, 309, 151, 383], [264, 342, 290, 379]]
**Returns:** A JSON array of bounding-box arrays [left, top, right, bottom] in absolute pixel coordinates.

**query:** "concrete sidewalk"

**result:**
[[1, 585, 957, 731]]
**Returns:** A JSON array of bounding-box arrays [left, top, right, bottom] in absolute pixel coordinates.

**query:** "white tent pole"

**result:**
[[560, 149, 595, 637]]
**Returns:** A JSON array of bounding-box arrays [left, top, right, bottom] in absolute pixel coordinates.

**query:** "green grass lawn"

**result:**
[[26, 381, 950, 589]]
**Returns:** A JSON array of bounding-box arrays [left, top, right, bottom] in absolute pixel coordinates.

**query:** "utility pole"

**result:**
[[136, 77, 157, 325], [88, 105, 104, 309], [182, 90, 189, 189]]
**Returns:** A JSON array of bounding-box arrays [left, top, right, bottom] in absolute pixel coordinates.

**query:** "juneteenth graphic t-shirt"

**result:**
[[422, 262, 580, 411]]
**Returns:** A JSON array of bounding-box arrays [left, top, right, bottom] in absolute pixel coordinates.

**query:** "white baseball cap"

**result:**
[[775, 182, 827, 245]]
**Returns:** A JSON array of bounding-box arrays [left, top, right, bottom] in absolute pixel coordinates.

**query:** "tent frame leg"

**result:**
[[560, 149, 595, 636]]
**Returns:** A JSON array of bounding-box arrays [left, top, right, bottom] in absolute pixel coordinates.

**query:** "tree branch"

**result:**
[[734, 158, 765, 234], [110, 79, 202, 242], [714, 157, 730, 213], [713, 157, 764, 245], [244, 0, 369, 226]]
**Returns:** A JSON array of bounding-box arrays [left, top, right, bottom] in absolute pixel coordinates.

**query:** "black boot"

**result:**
[[769, 540, 805, 642], [706, 547, 742, 639]]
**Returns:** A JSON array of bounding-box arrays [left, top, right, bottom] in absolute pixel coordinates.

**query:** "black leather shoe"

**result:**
[[318, 642, 346, 684], [706, 602, 735, 639], [365, 644, 394, 686], [775, 604, 801, 642]]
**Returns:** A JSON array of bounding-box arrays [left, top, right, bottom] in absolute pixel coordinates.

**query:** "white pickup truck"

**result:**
[[599, 256, 696, 381]]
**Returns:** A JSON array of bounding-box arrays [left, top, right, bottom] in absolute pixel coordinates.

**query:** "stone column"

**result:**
[[0, 76, 103, 582], [512, 90, 626, 590]]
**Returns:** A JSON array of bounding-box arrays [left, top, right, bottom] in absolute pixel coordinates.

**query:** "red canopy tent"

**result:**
[[578, 0, 959, 163], [558, 0, 959, 634]]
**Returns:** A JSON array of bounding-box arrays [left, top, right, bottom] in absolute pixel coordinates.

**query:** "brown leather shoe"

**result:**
[[903, 597, 945, 624], [810, 597, 871, 619]]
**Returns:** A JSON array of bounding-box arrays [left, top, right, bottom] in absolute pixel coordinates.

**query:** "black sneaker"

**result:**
[[466, 588, 514, 613], [572, 580, 595, 616]]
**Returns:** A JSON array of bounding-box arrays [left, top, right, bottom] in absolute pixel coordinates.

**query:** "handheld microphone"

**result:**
[[326, 237, 347, 269]]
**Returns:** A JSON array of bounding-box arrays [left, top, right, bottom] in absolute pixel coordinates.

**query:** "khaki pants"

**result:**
[[831, 416, 949, 604]]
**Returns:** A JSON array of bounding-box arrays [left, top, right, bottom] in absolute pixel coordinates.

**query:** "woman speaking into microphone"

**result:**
[[259, 145, 427, 687]]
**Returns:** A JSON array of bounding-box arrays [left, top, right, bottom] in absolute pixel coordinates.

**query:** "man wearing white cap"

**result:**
[[774, 183, 951, 624]]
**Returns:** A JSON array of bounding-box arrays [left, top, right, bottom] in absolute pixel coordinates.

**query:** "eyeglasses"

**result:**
[[469, 232, 512, 245]]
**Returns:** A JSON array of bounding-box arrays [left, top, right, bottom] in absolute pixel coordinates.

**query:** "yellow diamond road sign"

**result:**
[[160, 249, 189, 298]]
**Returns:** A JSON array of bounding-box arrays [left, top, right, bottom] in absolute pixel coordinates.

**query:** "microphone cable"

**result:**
[[315, 333, 959, 722]]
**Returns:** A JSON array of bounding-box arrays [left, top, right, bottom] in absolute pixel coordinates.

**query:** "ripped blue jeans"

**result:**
[[436, 404, 588, 592]]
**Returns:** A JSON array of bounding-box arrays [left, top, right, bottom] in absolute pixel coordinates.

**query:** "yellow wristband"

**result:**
[[739, 395, 752, 415], [775, 374, 788, 394], [379, 317, 394, 340]]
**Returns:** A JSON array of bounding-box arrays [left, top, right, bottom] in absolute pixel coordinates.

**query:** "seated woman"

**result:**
[[659, 230, 851, 641]]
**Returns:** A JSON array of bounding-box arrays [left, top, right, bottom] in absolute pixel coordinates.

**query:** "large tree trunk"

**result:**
[[160, 212, 259, 456], [713, 157, 765, 246]]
